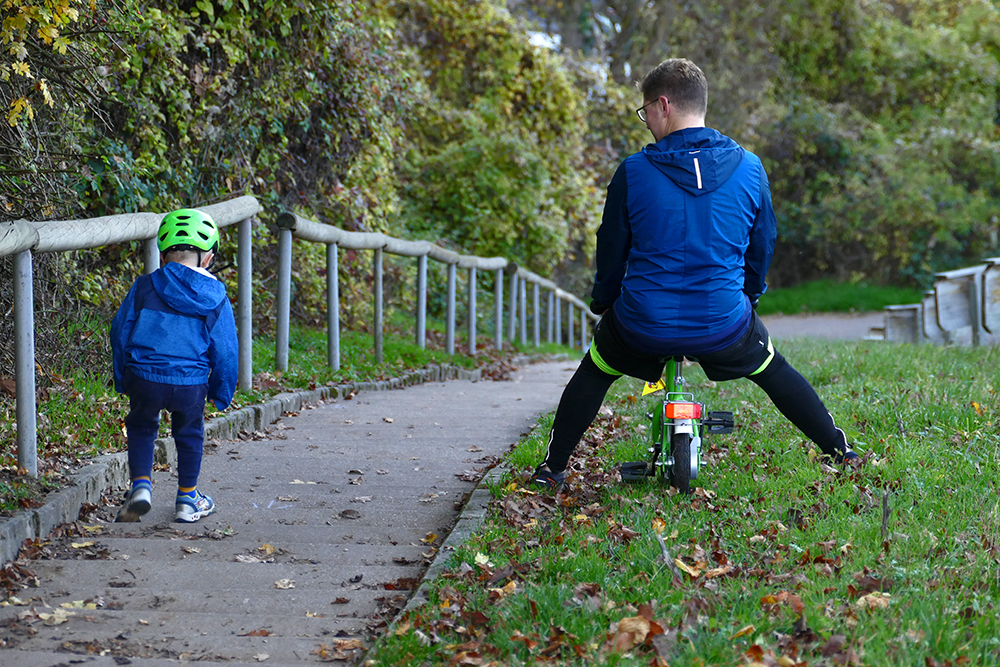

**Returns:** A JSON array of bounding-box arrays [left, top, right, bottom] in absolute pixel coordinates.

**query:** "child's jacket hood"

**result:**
[[151, 262, 228, 315]]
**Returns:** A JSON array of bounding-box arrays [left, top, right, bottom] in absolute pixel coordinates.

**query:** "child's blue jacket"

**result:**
[[111, 262, 238, 410], [591, 126, 777, 355]]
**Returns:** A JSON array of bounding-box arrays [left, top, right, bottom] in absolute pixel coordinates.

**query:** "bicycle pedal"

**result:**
[[620, 461, 653, 481], [704, 411, 735, 434]]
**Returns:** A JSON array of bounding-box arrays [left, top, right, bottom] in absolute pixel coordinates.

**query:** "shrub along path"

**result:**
[[0, 360, 577, 666]]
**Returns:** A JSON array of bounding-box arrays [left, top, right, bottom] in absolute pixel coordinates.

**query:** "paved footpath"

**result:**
[[0, 361, 577, 667]]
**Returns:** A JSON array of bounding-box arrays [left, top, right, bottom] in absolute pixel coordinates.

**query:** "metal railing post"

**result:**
[[143, 237, 159, 274], [327, 242, 340, 370], [555, 295, 562, 346], [519, 277, 528, 346], [568, 302, 575, 350], [532, 282, 540, 347], [416, 254, 427, 349], [237, 217, 253, 389], [494, 268, 503, 350], [446, 263, 457, 355], [275, 218, 294, 373], [580, 308, 588, 349], [547, 290, 555, 344], [374, 247, 384, 364], [467, 267, 477, 355], [507, 272, 518, 342], [13, 250, 37, 477]]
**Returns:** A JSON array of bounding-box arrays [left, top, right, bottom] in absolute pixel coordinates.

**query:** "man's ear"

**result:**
[[200, 251, 215, 268]]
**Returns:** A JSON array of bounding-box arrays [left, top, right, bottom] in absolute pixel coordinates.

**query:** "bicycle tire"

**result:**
[[669, 432, 692, 494]]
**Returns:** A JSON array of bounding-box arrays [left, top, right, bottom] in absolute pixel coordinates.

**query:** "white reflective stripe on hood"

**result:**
[[694, 157, 702, 190]]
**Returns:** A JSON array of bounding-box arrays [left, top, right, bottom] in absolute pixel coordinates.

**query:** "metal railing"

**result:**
[[2, 200, 599, 477], [881, 258, 1000, 345], [274, 212, 597, 370], [1, 196, 260, 476]]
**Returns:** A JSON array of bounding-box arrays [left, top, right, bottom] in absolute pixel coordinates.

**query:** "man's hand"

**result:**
[[590, 301, 610, 316]]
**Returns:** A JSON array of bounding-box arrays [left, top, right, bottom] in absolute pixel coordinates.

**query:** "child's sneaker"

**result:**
[[529, 465, 566, 493], [115, 484, 152, 523], [175, 490, 216, 523]]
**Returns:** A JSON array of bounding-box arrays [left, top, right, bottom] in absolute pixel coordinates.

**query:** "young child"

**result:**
[[111, 208, 238, 522]]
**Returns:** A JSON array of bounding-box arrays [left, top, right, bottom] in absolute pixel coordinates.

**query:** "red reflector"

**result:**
[[665, 402, 701, 419]]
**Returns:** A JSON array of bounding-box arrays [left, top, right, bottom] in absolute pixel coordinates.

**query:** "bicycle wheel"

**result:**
[[669, 432, 692, 494]]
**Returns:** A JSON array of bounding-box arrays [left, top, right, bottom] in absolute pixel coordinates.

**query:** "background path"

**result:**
[[0, 361, 577, 667], [761, 311, 883, 340]]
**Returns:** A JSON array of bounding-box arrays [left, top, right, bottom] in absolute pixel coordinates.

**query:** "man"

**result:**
[[531, 59, 857, 491]]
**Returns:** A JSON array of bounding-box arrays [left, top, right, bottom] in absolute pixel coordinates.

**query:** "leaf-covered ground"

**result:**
[[367, 339, 1000, 666]]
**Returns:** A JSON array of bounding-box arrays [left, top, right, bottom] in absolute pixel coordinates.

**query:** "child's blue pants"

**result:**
[[123, 368, 208, 488]]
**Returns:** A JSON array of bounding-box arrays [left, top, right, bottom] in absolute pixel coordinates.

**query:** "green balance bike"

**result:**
[[620, 356, 734, 493]]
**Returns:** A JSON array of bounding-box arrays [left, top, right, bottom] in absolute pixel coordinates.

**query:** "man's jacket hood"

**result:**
[[642, 127, 746, 197]]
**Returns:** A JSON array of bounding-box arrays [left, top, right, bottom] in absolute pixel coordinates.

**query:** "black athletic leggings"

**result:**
[[540, 351, 847, 474]]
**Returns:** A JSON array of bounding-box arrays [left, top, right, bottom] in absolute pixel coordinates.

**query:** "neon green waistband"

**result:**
[[589, 341, 623, 376]]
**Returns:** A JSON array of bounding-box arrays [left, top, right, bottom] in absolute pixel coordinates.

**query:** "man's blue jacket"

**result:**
[[592, 126, 777, 355], [111, 261, 238, 410]]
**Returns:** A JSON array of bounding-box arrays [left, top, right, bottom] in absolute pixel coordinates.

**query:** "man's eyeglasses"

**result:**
[[636, 98, 666, 122]]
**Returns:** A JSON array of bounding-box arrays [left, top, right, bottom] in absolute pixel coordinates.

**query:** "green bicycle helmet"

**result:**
[[157, 208, 220, 253]]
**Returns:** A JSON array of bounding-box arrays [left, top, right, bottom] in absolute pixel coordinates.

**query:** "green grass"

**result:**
[[365, 338, 1000, 666], [756, 279, 925, 316]]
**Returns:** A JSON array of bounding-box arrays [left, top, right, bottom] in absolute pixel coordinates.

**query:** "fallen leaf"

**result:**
[[290, 479, 317, 485], [383, 417, 394, 423], [421, 532, 438, 544], [731, 624, 755, 639], [254, 653, 269, 662], [618, 616, 651, 642], [856, 592, 891, 610], [71, 541, 95, 549], [38, 608, 74, 625], [674, 559, 701, 578], [704, 565, 732, 579], [182, 546, 201, 554], [274, 579, 295, 589], [259, 544, 276, 556], [242, 628, 272, 637], [236, 555, 262, 564], [60, 601, 97, 610]]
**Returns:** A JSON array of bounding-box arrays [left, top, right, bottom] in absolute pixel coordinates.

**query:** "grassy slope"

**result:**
[[368, 338, 1000, 666]]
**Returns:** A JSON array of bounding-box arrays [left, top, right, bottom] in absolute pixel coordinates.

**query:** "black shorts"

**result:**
[[589, 309, 777, 383]]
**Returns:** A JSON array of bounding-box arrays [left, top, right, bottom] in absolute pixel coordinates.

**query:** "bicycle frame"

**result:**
[[622, 357, 733, 492]]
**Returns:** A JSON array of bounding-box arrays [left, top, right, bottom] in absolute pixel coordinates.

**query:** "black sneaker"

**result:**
[[834, 448, 860, 465], [529, 466, 566, 492]]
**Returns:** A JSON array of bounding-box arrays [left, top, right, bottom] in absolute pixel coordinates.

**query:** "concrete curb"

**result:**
[[0, 360, 521, 567]]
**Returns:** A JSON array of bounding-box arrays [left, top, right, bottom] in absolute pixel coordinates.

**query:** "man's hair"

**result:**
[[639, 59, 708, 116]]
